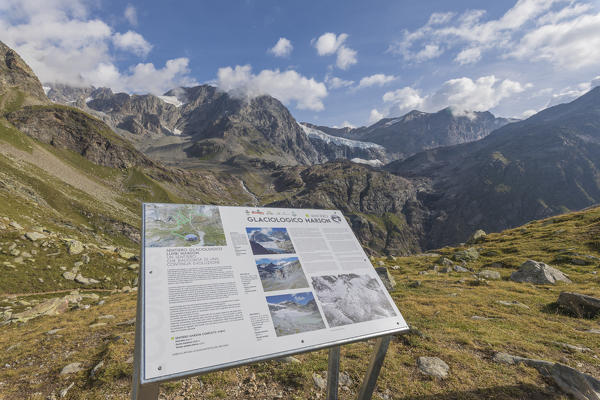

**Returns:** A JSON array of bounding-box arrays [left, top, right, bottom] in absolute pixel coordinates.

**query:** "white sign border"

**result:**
[[136, 203, 410, 385]]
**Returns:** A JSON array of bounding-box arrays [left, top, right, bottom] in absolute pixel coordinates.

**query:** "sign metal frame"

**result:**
[[132, 204, 409, 399]]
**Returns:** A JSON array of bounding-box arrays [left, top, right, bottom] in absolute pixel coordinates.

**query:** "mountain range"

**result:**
[[2, 40, 600, 255]]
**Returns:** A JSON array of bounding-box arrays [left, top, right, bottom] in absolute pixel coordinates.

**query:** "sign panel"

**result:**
[[140, 204, 408, 383]]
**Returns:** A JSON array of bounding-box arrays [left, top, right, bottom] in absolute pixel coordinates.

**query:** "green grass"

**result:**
[[0, 119, 34, 152]]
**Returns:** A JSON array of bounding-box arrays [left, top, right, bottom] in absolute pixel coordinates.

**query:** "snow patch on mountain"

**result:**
[[158, 95, 183, 107], [300, 123, 384, 150], [351, 158, 383, 167]]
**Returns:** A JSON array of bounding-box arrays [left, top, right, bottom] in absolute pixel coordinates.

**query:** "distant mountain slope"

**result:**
[[386, 86, 600, 248], [312, 108, 516, 159]]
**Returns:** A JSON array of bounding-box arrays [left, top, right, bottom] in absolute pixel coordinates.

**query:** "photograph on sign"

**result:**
[[140, 204, 409, 383], [255, 256, 309, 291]]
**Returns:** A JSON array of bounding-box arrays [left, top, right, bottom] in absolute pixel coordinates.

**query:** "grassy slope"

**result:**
[[0, 206, 598, 399]]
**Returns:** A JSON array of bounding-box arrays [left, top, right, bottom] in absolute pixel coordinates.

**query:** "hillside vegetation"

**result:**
[[0, 206, 597, 399]]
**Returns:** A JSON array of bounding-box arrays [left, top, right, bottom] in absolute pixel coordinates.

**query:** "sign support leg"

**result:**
[[327, 345, 340, 400], [356, 335, 392, 400], [132, 381, 159, 400]]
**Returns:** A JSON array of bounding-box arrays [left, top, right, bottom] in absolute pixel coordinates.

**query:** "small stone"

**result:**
[[98, 314, 115, 320], [59, 382, 74, 398], [25, 232, 46, 241], [312, 373, 326, 390], [553, 342, 592, 353], [127, 263, 139, 271], [9, 221, 23, 230], [375, 267, 396, 291], [339, 371, 353, 387], [74, 274, 91, 285], [479, 270, 501, 280], [62, 271, 76, 281], [89, 322, 107, 328], [496, 300, 529, 309], [417, 356, 449, 379], [453, 248, 479, 262], [90, 361, 104, 379], [60, 362, 84, 375], [67, 240, 84, 255], [121, 286, 132, 293], [117, 249, 137, 261], [408, 280, 422, 288], [81, 254, 90, 264], [73, 261, 83, 268], [454, 265, 470, 272], [275, 356, 300, 364], [467, 229, 487, 244]]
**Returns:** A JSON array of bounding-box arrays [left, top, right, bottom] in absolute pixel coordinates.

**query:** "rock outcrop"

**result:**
[[510, 260, 571, 285]]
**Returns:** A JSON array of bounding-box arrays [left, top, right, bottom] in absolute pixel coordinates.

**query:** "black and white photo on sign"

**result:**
[[255, 256, 309, 291], [311, 273, 397, 327]]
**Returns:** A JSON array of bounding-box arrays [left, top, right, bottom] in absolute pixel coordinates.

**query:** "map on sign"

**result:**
[[139, 204, 409, 384], [145, 204, 226, 247]]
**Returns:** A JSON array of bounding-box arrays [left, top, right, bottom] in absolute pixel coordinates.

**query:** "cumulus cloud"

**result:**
[[383, 75, 530, 115], [216, 65, 328, 111], [369, 109, 385, 123], [124, 4, 137, 26], [325, 75, 354, 89], [0, 0, 196, 94], [313, 32, 357, 69], [357, 74, 396, 89], [268, 37, 293, 57], [113, 31, 152, 56], [387, 0, 600, 69]]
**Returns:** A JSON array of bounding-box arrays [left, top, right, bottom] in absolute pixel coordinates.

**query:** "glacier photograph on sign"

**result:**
[[138, 204, 409, 384]]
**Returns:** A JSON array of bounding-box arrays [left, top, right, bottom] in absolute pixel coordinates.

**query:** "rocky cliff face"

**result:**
[[47, 84, 323, 166], [0, 41, 49, 111], [269, 161, 428, 254]]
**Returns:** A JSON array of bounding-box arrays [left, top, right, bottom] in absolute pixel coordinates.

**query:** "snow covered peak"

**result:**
[[350, 158, 384, 167]]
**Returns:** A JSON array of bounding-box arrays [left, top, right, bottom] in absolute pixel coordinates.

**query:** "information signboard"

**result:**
[[138, 204, 409, 384]]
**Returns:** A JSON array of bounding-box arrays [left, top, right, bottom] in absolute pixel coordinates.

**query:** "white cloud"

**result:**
[[387, 0, 600, 69], [113, 31, 152, 56], [216, 65, 328, 111], [124, 4, 137, 26], [357, 74, 396, 89], [383, 75, 530, 114], [314, 32, 348, 55], [268, 37, 293, 57], [455, 47, 482, 65], [382, 87, 425, 112], [333, 121, 356, 129], [325, 75, 354, 89], [313, 32, 357, 69], [0, 0, 196, 94], [509, 12, 600, 69], [521, 109, 538, 118], [369, 109, 384, 123]]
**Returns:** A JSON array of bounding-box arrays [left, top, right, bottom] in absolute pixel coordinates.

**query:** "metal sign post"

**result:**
[[132, 334, 395, 400]]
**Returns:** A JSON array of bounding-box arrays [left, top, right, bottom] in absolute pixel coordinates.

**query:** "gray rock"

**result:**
[[439, 266, 453, 273], [438, 257, 453, 267], [339, 371, 353, 387], [312, 373, 326, 390], [479, 270, 501, 280], [467, 229, 486, 244], [493, 352, 600, 399], [557, 292, 600, 318], [275, 356, 300, 364], [496, 300, 529, 309], [408, 280, 422, 288], [67, 240, 84, 255], [453, 248, 479, 262], [510, 260, 571, 285], [59, 382, 74, 398], [9, 221, 23, 230], [417, 356, 449, 379], [454, 265, 470, 272], [60, 362, 84, 375], [90, 360, 104, 379], [428, 265, 440, 272], [375, 267, 396, 291], [74, 274, 90, 285], [553, 342, 592, 353], [550, 363, 600, 400], [25, 232, 46, 241]]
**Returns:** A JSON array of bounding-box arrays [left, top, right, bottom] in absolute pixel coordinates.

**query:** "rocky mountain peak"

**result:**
[[0, 41, 49, 108]]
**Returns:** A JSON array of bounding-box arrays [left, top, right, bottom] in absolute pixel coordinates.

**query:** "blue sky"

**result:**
[[266, 292, 315, 306], [2, 0, 600, 126]]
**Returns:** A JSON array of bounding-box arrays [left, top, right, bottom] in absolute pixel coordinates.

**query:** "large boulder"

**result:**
[[557, 292, 600, 318], [510, 260, 571, 285], [67, 240, 84, 255], [9, 297, 69, 323]]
